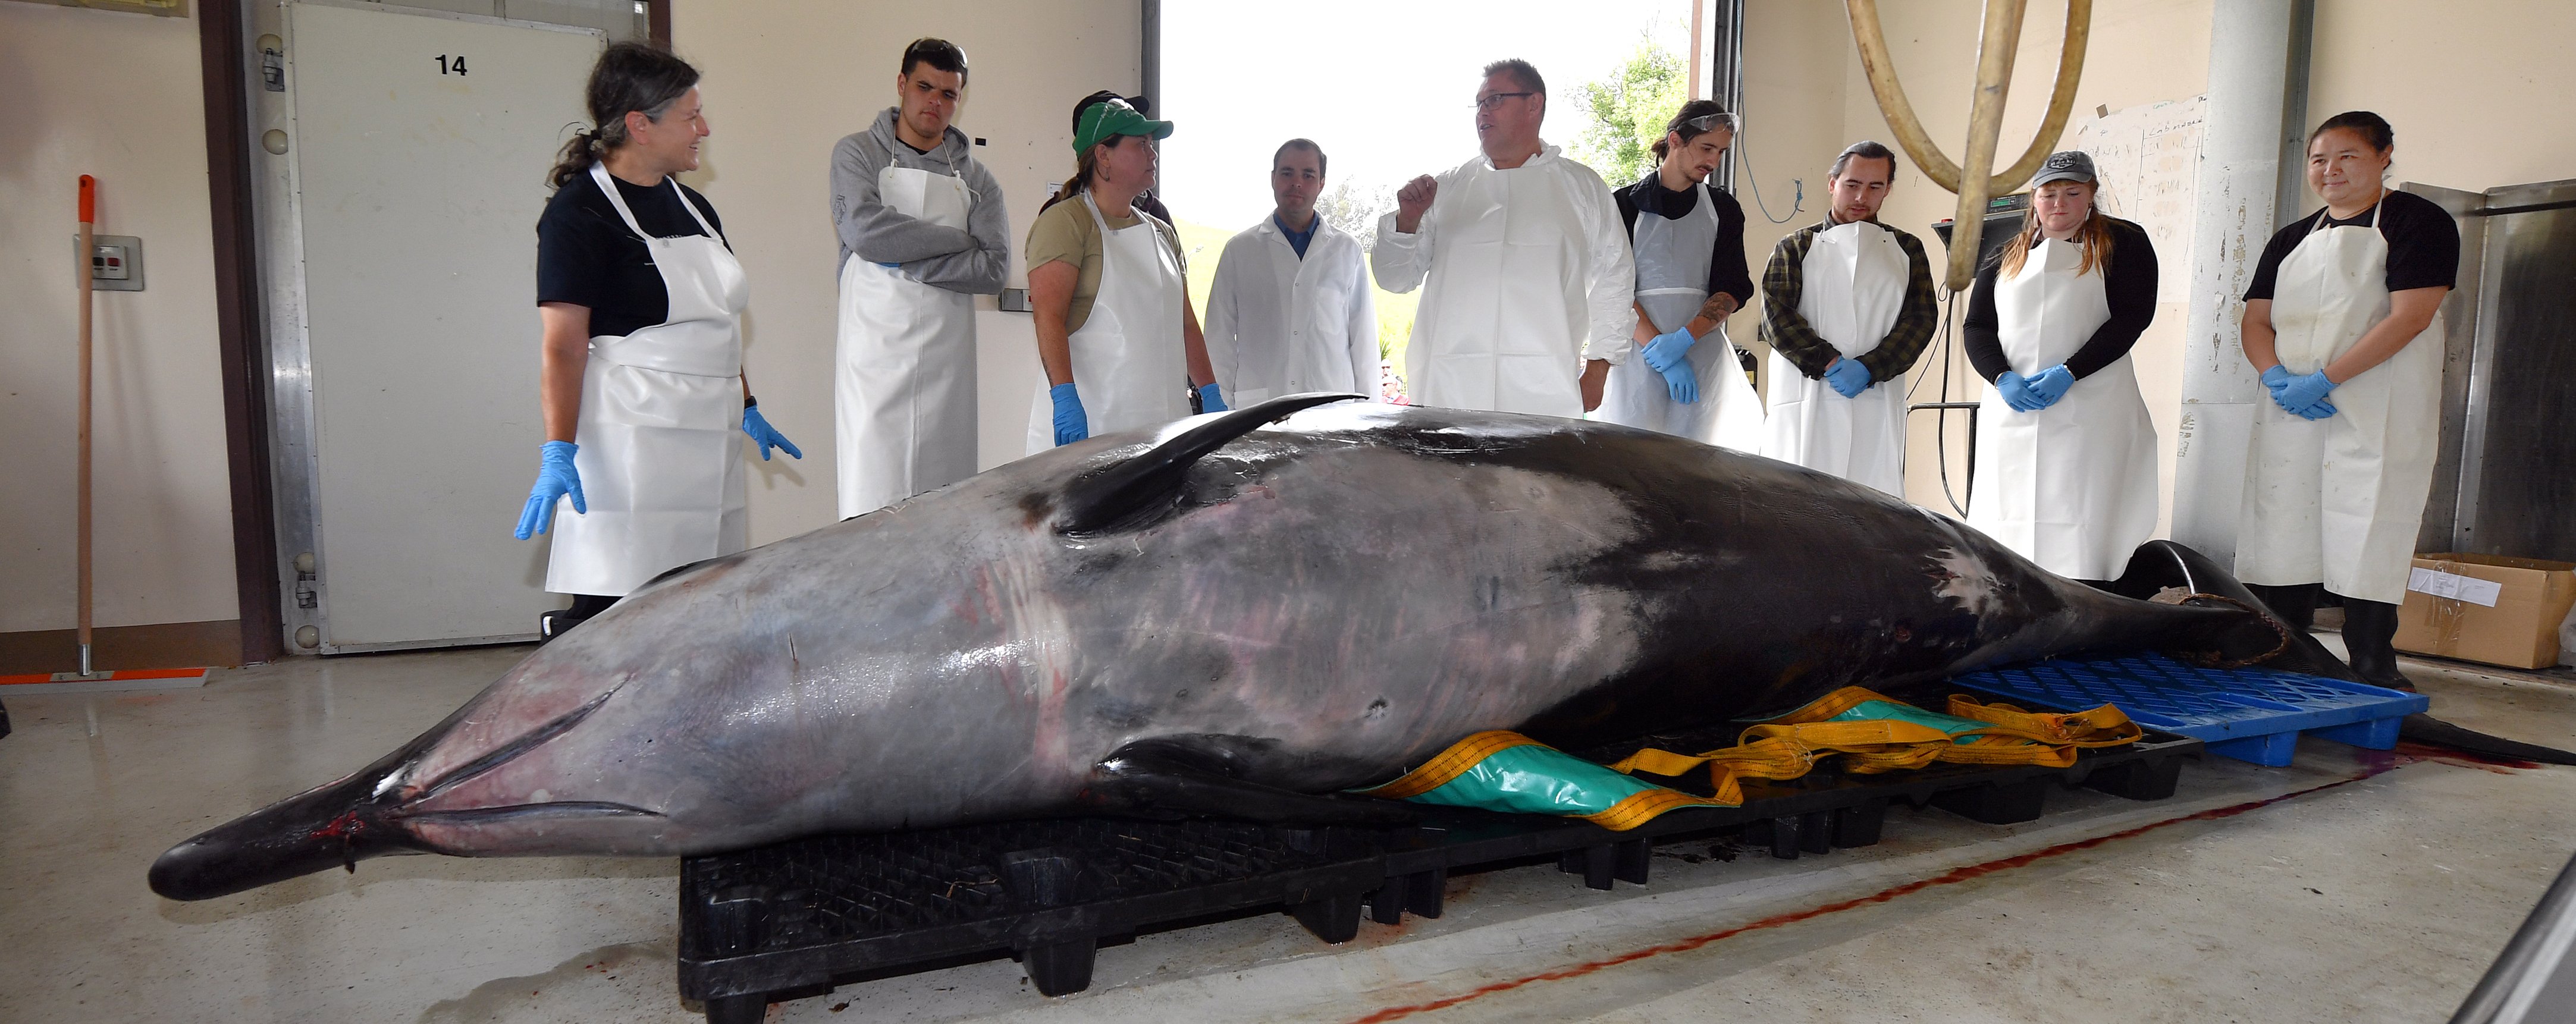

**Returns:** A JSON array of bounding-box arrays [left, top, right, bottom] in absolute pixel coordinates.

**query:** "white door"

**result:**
[[281, 1, 604, 651]]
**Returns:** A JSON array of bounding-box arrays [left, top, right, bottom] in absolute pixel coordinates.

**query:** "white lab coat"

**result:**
[[2236, 200, 2445, 604], [1370, 146, 1636, 417], [1205, 216, 1379, 404]]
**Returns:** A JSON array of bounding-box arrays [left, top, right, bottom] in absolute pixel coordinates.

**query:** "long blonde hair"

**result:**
[[1998, 193, 2117, 278]]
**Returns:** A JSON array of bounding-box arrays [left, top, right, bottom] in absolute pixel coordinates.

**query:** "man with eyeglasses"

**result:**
[[1370, 59, 1636, 417]]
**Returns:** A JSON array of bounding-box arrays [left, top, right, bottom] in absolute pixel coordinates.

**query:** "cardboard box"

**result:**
[[2394, 553, 2576, 670]]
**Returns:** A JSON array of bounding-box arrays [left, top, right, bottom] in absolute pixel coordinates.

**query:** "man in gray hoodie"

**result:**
[[829, 38, 1011, 519]]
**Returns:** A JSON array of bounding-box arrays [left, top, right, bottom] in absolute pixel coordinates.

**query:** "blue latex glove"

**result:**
[[514, 440, 585, 539], [874, 260, 902, 269], [1995, 371, 2045, 413], [2260, 365, 2293, 400], [1640, 325, 1696, 373], [1050, 382, 1089, 446], [1658, 357, 1699, 404], [2276, 369, 2336, 415], [2291, 396, 2339, 420], [1197, 382, 1228, 413], [1823, 357, 1873, 398], [742, 403, 803, 461], [2025, 365, 2075, 409]]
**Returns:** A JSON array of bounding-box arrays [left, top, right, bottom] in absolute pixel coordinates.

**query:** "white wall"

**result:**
[[672, 0, 1141, 545], [0, 3, 238, 632], [2305, 0, 2576, 206]]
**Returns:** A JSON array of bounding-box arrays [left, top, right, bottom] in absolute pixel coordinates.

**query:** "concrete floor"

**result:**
[[2, 641, 2570, 1023]]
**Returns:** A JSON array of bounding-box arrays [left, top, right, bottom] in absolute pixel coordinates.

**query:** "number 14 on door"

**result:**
[[436, 54, 469, 76]]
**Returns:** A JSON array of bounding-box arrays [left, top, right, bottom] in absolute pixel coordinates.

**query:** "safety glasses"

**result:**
[[1681, 112, 1739, 134]]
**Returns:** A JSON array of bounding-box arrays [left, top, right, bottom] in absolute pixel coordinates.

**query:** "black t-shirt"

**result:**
[[536, 168, 729, 340], [2242, 189, 2458, 301], [1962, 217, 2158, 382], [1613, 175, 1756, 309]]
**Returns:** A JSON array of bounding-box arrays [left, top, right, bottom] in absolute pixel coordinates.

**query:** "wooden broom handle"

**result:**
[[78, 175, 95, 658]]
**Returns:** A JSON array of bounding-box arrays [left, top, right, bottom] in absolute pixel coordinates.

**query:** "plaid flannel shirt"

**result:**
[[1756, 219, 1940, 382]]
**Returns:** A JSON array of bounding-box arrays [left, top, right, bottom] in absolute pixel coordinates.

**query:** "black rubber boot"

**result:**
[[2244, 582, 2321, 633], [2339, 598, 2414, 690], [538, 594, 618, 643]]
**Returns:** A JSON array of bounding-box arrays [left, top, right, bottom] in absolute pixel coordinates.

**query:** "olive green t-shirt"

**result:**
[[1025, 191, 1188, 332]]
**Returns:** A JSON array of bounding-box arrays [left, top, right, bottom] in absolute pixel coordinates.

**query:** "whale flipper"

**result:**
[[1083, 739, 1419, 827]]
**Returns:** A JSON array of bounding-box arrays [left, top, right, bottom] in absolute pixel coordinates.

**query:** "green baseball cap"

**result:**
[[1073, 97, 1172, 153]]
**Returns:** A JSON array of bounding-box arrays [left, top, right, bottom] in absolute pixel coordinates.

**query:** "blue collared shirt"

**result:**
[[1275, 212, 1320, 259]]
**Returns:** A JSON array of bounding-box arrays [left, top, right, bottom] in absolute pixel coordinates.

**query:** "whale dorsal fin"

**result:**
[[1056, 392, 1365, 536]]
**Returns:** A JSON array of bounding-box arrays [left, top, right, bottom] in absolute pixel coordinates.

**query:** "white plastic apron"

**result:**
[[1965, 237, 2159, 579], [1598, 182, 1766, 450], [1409, 161, 1587, 416], [1025, 193, 1190, 453], [2235, 198, 2444, 604], [836, 164, 977, 519], [547, 164, 749, 596], [1758, 220, 1910, 495]]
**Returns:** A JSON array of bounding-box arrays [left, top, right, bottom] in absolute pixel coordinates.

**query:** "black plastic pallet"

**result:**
[[677, 725, 2199, 1022]]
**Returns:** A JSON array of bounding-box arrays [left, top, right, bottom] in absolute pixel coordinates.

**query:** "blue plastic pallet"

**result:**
[[1955, 652, 2429, 766]]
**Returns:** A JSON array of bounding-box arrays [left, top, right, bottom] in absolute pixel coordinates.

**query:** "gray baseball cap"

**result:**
[[2032, 150, 2097, 186]]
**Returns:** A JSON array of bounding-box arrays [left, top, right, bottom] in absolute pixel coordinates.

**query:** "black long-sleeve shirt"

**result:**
[[1612, 175, 1755, 311], [1963, 216, 2158, 382]]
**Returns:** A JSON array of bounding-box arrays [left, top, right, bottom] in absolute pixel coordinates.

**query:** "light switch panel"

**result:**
[[88, 235, 144, 291]]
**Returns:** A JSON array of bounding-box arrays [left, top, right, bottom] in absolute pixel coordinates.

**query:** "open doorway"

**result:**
[[1156, 1, 1701, 402]]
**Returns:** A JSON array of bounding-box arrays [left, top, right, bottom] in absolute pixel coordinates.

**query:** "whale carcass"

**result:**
[[153, 394, 2367, 900]]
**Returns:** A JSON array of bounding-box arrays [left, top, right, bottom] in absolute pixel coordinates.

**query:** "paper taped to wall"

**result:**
[[2071, 96, 2204, 305], [2410, 567, 2503, 608]]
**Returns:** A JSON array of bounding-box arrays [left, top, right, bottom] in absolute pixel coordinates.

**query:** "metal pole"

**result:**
[[2449, 849, 2576, 1024], [1709, 0, 1745, 194], [2169, 0, 2298, 566], [2276, 0, 2316, 222], [1139, 0, 1159, 115]]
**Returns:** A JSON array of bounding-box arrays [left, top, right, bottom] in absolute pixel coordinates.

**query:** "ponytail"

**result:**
[[549, 128, 608, 190], [548, 42, 699, 190], [1039, 140, 1112, 214]]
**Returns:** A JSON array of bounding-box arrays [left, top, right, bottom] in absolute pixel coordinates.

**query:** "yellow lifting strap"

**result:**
[[1604, 687, 2141, 806]]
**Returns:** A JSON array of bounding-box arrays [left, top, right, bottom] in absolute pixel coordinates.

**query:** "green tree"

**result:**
[[1569, 39, 1687, 187]]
